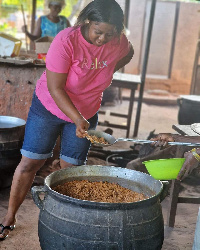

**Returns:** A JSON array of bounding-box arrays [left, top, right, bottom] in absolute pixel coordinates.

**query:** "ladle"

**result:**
[[86, 130, 200, 147]]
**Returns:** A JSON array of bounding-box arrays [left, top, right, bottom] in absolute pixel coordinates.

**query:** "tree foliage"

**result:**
[[0, 0, 79, 34], [1, 0, 78, 19]]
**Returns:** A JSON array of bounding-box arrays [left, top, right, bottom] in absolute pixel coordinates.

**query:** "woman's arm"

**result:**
[[66, 18, 71, 27], [177, 148, 200, 181], [151, 133, 200, 146], [22, 18, 42, 41], [46, 69, 90, 137], [114, 42, 134, 72]]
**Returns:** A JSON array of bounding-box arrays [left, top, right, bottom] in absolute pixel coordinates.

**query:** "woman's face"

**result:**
[[49, 4, 62, 17], [86, 21, 117, 47]]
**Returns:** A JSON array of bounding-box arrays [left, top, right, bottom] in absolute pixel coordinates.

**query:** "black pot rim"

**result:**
[[44, 165, 163, 209]]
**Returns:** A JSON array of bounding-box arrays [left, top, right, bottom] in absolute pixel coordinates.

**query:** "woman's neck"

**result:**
[[81, 24, 91, 44], [47, 14, 59, 23]]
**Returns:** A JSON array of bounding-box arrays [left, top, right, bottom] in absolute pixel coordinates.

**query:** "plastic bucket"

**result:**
[[143, 158, 186, 180]]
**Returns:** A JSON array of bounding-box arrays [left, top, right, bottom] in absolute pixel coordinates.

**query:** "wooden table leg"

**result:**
[[166, 146, 185, 227], [126, 89, 135, 138], [167, 179, 181, 227]]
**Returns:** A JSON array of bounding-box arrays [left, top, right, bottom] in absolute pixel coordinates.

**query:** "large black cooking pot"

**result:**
[[177, 95, 200, 125], [0, 116, 26, 143], [32, 165, 168, 250], [0, 116, 26, 188]]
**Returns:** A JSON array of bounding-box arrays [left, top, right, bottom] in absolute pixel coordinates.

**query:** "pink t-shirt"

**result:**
[[36, 27, 130, 122]]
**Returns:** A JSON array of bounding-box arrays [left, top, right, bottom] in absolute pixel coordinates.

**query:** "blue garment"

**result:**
[[21, 92, 98, 164], [40, 15, 68, 37]]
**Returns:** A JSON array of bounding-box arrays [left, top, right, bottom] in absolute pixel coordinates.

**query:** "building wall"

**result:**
[[125, 0, 200, 94]]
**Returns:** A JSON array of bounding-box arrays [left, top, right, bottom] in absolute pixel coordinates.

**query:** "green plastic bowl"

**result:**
[[142, 158, 186, 180]]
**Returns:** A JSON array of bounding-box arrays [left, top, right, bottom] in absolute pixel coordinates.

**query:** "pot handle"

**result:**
[[177, 98, 182, 107], [31, 186, 47, 210], [160, 181, 170, 202]]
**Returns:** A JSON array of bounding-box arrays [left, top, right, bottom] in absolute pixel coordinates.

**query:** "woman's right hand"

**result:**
[[75, 117, 90, 138], [150, 133, 175, 148], [177, 150, 199, 181], [22, 25, 27, 33]]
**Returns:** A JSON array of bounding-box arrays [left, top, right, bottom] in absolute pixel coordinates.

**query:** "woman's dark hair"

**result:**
[[75, 0, 124, 35]]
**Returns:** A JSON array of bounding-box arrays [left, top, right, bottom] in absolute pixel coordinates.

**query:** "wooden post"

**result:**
[[192, 207, 200, 249], [30, 0, 37, 50]]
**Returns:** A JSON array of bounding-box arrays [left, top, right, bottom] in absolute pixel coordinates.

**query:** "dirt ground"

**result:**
[[0, 90, 200, 250]]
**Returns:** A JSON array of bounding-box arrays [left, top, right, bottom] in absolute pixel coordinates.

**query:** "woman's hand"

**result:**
[[75, 117, 90, 138], [150, 133, 175, 148], [21, 25, 27, 33], [177, 150, 199, 181]]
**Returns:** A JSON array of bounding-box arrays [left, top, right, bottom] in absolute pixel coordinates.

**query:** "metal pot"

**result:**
[[32, 165, 168, 250], [0, 116, 26, 143], [0, 116, 26, 188]]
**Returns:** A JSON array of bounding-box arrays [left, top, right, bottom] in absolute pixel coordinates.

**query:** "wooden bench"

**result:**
[[167, 124, 200, 227], [98, 72, 141, 138]]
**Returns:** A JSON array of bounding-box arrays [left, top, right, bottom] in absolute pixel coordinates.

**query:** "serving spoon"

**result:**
[[86, 130, 200, 147]]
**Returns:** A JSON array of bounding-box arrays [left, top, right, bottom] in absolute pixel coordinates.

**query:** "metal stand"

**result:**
[[190, 40, 200, 95], [133, 0, 157, 137]]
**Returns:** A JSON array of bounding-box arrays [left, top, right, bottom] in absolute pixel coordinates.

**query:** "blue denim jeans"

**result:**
[[21, 92, 98, 165]]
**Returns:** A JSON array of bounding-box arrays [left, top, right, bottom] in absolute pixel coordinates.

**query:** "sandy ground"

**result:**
[[0, 90, 200, 249]]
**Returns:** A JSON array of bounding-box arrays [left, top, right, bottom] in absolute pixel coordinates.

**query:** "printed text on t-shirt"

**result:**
[[81, 58, 108, 69]]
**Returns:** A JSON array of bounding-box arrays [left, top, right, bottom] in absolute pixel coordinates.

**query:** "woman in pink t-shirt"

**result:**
[[0, 0, 134, 240]]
